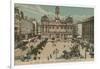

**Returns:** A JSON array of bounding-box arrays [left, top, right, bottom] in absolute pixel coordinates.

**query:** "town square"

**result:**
[[14, 4, 94, 65]]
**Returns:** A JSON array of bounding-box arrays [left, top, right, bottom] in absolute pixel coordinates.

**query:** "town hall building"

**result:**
[[40, 6, 75, 41]]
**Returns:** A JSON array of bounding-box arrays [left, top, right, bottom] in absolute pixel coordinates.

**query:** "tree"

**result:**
[[20, 11, 24, 20]]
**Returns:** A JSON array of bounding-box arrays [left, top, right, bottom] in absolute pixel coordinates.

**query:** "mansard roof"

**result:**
[[41, 15, 49, 22], [65, 16, 73, 23]]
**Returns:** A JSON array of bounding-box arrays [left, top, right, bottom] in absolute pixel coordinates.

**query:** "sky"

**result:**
[[15, 3, 94, 23]]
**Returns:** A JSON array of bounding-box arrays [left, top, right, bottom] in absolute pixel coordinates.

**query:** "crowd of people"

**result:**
[[61, 38, 94, 60]]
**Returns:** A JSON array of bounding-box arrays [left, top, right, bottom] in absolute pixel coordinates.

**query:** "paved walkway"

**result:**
[[15, 41, 93, 65]]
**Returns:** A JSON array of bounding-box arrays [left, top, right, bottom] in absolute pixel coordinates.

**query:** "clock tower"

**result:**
[[55, 6, 60, 20]]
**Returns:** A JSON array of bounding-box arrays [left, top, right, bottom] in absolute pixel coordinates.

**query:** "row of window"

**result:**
[[49, 34, 73, 38], [42, 26, 73, 29]]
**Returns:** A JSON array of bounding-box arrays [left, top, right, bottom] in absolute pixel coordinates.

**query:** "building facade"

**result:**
[[15, 7, 22, 41], [82, 16, 94, 43], [14, 7, 37, 40], [77, 23, 82, 38], [40, 6, 75, 41]]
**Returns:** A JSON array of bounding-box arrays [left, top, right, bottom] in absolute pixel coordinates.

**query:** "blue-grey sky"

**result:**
[[15, 3, 94, 23]]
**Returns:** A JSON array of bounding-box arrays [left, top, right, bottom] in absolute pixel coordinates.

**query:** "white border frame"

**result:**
[[10, 0, 95, 69]]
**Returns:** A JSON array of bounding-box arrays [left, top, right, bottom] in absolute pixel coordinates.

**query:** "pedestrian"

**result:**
[[53, 50, 55, 54], [64, 45, 66, 48], [48, 57, 49, 60], [50, 54, 52, 58]]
